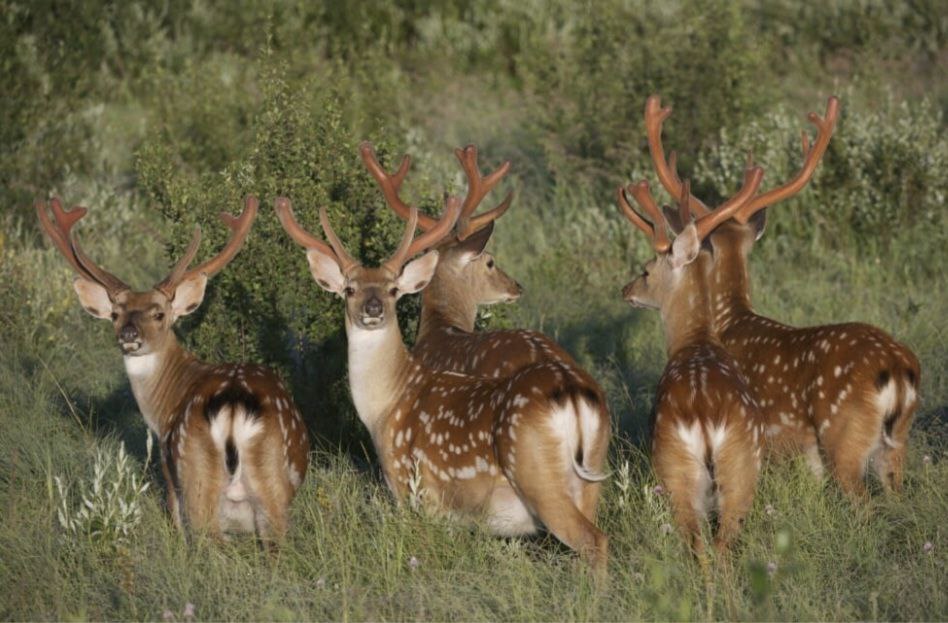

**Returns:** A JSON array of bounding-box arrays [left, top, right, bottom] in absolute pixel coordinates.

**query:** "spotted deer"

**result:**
[[645, 94, 921, 496], [619, 164, 767, 553], [275, 191, 611, 570], [361, 142, 595, 380], [37, 197, 309, 540]]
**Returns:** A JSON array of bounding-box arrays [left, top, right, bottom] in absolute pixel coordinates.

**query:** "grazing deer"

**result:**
[[619, 164, 767, 553], [275, 191, 611, 571], [645, 94, 920, 496], [360, 142, 591, 379], [37, 197, 309, 540]]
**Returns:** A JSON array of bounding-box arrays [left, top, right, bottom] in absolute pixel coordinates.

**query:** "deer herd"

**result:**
[[38, 94, 920, 572]]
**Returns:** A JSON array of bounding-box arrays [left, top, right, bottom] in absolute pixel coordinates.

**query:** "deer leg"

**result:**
[[500, 430, 608, 573], [178, 438, 226, 538], [711, 437, 758, 553], [238, 441, 292, 543]]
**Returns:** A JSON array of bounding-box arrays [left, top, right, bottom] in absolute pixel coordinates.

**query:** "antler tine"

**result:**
[[360, 141, 439, 231], [37, 198, 130, 294], [179, 195, 259, 283], [618, 181, 671, 253], [36, 199, 92, 279], [644, 95, 711, 217], [154, 227, 202, 297], [693, 166, 764, 241], [382, 194, 462, 274], [274, 196, 336, 258], [382, 206, 420, 274], [455, 144, 513, 240], [677, 179, 693, 227], [318, 206, 360, 273], [735, 96, 840, 222]]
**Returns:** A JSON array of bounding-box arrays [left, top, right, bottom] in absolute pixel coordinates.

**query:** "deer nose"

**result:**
[[119, 323, 140, 343], [364, 297, 383, 318]]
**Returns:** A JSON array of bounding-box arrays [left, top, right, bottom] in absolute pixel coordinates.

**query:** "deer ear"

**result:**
[[456, 222, 494, 262], [306, 249, 346, 295], [396, 251, 439, 295], [171, 273, 207, 319], [670, 224, 701, 270], [749, 208, 768, 241], [662, 206, 686, 235], [73, 278, 113, 319]]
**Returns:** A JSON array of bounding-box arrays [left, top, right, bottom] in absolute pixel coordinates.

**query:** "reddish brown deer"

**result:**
[[360, 142, 595, 380], [37, 197, 309, 540], [645, 94, 920, 496], [619, 164, 767, 553], [275, 191, 611, 571]]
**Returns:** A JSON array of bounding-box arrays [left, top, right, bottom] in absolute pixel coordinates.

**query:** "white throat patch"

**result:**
[[124, 353, 159, 378]]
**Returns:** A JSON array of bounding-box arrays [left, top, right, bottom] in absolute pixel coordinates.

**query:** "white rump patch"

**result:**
[[875, 378, 898, 417]]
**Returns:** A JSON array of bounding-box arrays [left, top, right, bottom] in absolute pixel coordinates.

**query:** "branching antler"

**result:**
[[36, 198, 130, 295], [360, 142, 439, 231], [617, 182, 671, 253], [454, 145, 513, 240], [734, 97, 839, 223], [645, 96, 711, 217], [154, 196, 259, 297]]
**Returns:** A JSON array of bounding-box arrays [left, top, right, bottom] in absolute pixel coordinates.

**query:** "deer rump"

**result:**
[[166, 384, 268, 534]]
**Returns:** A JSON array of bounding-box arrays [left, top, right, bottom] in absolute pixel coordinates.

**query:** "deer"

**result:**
[[360, 142, 593, 380], [619, 160, 767, 553], [275, 186, 611, 571], [37, 196, 309, 541], [643, 94, 921, 496]]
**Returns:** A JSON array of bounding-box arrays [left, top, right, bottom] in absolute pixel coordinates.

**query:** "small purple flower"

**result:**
[[316, 577, 326, 589], [766, 561, 778, 577], [408, 555, 420, 570], [923, 541, 934, 554], [162, 610, 175, 622], [923, 455, 932, 466], [652, 484, 665, 496], [182, 603, 195, 621]]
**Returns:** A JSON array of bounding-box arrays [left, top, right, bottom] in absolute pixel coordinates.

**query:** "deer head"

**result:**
[[360, 142, 522, 311], [37, 196, 258, 357], [644, 94, 839, 253], [619, 168, 763, 310], [275, 195, 461, 331]]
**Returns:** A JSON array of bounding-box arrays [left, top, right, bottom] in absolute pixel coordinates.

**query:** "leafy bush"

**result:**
[[694, 94, 947, 246], [136, 63, 448, 442]]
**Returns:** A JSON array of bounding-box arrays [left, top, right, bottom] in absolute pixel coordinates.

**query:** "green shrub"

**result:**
[[694, 94, 947, 249], [136, 64, 448, 443]]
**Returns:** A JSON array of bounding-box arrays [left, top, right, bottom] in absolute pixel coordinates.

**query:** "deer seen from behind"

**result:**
[[276, 168, 611, 572], [644, 94, 920, 496], [619, 159, 767, 554], [38, 197, 309, 541]]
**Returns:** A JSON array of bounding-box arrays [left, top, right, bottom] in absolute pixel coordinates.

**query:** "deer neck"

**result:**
[[345, 317, 415, 437], [661, 253, 715, 356], [123, 336, 203, 437], [708, 244, 754, 334], [418, 272, 478, 337]]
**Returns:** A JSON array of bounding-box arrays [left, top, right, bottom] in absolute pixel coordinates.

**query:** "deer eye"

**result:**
[[154, 312, 165, 321], [344, 286, 355, 297], [110, 312, 119, 321], [486, 259, 495, 269], [389, 287, 398, 297]]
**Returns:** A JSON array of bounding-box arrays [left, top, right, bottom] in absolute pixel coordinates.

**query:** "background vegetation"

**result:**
[[1, 0, 945, 619]]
